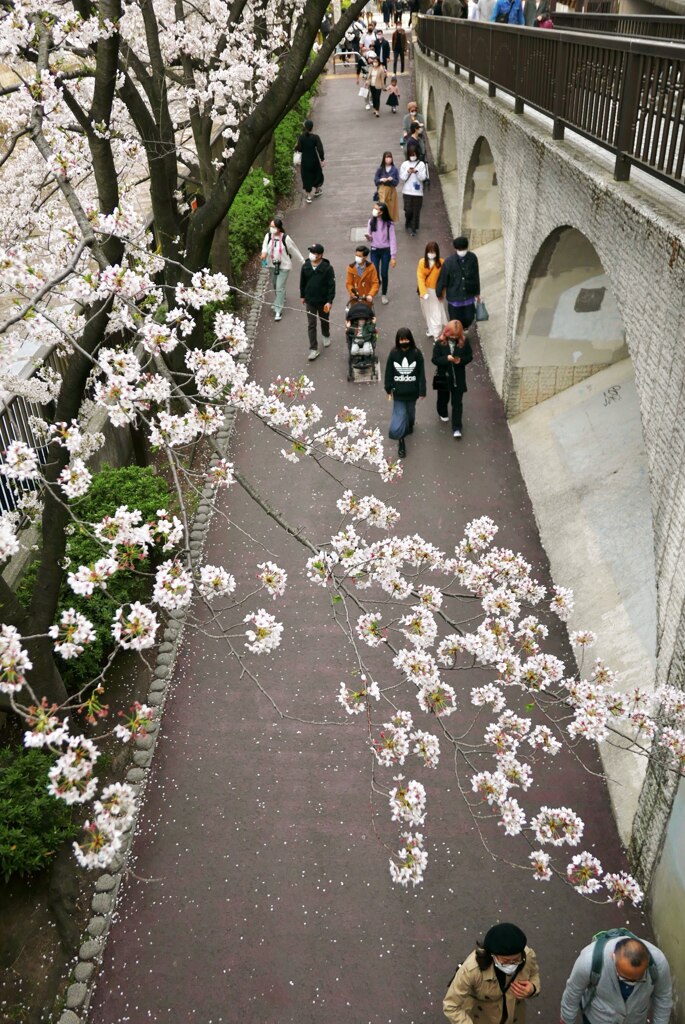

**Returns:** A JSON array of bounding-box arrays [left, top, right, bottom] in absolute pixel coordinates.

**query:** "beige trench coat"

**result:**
[[444, 947, 541, 1024]]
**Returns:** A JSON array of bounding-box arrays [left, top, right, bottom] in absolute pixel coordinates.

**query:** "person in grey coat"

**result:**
[[560, 935, 672, 1024]]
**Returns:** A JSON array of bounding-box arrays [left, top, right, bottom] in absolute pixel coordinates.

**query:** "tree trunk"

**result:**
[[210, 218, 232, 279]]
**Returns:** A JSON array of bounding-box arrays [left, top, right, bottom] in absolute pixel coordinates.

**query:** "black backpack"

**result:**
[[585, 929, 658, 1011]]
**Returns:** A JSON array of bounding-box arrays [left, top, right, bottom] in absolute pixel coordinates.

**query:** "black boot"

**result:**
[[398, 438, 406, 459]]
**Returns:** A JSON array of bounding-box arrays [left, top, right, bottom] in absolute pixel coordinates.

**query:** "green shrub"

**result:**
[[227, 169, 276, 282], [273, 90, 314, 196], [19, 465, 174, 693], [0, 746, 78, 882]]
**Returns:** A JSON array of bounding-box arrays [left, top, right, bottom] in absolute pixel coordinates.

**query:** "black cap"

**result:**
[[454, 236, 469, 250], [308, 243, 324, 255], [483, 923, 527, 955]]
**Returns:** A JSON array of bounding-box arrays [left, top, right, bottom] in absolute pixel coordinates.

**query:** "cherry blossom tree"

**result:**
[[0, 0, 683, 904]]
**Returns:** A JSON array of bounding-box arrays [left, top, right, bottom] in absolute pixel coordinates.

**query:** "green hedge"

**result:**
[[227, 170, 276, 282], [19, 465, 174, 693], [0, 746, 78, 882]]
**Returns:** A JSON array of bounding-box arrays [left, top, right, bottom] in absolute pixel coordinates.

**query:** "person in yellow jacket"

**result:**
[[417, 240, 447, 340], [346, 245, 380, 307], [444, 922, 541, 1024]]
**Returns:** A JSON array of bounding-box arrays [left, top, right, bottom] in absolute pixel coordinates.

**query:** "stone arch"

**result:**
[[426, 87, 436, 132], [513, 226, 628, 409], [437, 103, 456, 174], [462, 136, 502, 249]]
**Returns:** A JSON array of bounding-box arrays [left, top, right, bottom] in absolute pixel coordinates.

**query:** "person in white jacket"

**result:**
[[399, 143, 428, 237], [260, 218, 304, 321], [560, 934, 672, 1024]]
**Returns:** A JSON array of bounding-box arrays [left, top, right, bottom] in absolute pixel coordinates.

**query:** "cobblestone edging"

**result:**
[[58, 268, 268, 1024]]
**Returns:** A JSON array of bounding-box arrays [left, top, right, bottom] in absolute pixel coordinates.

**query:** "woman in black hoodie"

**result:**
[[384, 327, 426, 459]]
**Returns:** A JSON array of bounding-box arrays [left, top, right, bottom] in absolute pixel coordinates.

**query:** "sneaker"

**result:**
[[381, 295, 389, 305], [453, 430, 462, 438], [305, 196, 312, 204], [308, 349, 320, 361], [398, 438, 406, 459], [365, 103, 371, 110], [440, 416, 449, 422], [411, 231, 417, 237], [314, 188, 323, 197], [274, 312, 282, 321], [322, 336, 331, 348]]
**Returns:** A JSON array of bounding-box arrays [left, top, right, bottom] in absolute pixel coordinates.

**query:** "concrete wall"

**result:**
[[416, 47, 685, 1018]]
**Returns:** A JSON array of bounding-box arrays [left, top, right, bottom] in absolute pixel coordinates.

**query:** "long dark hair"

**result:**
[[394, 327, 416, 350], [379, 150, 394, 169], [370, 201, 391, 232], [423, 241, 442, 269]]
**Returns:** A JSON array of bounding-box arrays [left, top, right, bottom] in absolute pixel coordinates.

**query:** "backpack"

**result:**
[[584, 929, 658, 1011]]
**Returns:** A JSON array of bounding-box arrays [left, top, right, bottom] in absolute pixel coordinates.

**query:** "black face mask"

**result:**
[[398, 343, 411, 349]]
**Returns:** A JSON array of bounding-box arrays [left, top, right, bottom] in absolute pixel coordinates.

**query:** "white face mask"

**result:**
[[309, 253, 320, 263], [456, 249, 468, 257], [410, 156, 418, 163], [372, 208, 380, 217], [355, 255, 364, 264], [427, 253, 436, 261], [270, 226, 278, 235], [493, 959, 520, 976]]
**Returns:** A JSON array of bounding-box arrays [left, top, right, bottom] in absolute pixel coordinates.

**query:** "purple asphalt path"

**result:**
[[90, 67, 646, 1024]]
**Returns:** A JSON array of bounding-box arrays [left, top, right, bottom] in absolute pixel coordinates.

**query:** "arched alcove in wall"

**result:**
[[515, 226, 628, 385], [508, 226, 655, 843], [462, 136, 502, 248], [425, 87, 436, 132], [437, 103, 459, 231]]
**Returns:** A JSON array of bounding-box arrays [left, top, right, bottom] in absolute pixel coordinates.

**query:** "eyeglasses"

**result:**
[[495, 955, 523, 965]]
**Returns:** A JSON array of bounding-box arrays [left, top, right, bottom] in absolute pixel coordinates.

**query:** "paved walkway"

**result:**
[[90, 65, 646, 1024]]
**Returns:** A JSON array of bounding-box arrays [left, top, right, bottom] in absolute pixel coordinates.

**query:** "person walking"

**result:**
[[300, 243, 335, 361], [560, 932, 672, 1024], [295, 120, 324, 204], [386, 76, 401, 114], [365, 200, 397, 304], [432, 319, 473, 437], [345, 245, 380, 307], [384, 327, 426, 459], [444, 922, 541, 1024], [491, 0, 525, 23], [374, 151, 400, 223], [373, 28, 391, 67], [365, 54, 386, 117], [399, 142, 428, 237], [406, 119, 427, 161], [260, 218, 304, 322], [402, 101, 425, 149], [435, 236, 480, 329], [417, 241, 447, 340], [392, 24, 408, 73]]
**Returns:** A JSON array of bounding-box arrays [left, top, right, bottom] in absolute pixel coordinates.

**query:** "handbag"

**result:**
[[432, 373, 449, 392], [358, 86, 369, 99], [293, 151, 302, 167], [475, 299, 489, 322]]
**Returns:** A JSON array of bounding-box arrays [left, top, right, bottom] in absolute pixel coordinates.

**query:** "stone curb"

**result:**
[[58, 268, 268, 1024]]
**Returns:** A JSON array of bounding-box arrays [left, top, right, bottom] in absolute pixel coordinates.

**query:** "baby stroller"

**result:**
[[345, 301, 380, 383]]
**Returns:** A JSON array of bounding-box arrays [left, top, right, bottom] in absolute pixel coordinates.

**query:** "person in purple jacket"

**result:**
[[365, 200, 397, 305]]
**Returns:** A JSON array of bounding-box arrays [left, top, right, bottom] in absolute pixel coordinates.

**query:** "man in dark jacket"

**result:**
[[373, 29, 391, 68], [432, 321, 473, 438], [435, 235, 480, 329], [300, 243, 335, 361]]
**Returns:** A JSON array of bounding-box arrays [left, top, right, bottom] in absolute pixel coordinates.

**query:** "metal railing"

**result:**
[[553, 13, 685, 41], [418, 17, 685, 191]]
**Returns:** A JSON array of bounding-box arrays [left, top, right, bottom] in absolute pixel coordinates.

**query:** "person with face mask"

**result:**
[[402, 101, 424, 148], [417, 241, 447, 340], [373, 151, 400, 223], [365, 201, 397, 304], [560, 933, 672, 1024], [399, 142, 428, 237], [300, 244, 335, 361], [435, 235, 481, 329], [345, 246, 380, 307], [444, 922, 540, 1024], [260, 218, 304, 322], [384, 327, 426, 460], [373, 28, 391, 67]]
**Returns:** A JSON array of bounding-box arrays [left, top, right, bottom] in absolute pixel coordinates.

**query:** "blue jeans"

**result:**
[[270, 267, 289, 316], [389, 398, 416, 440], [370, 247, 391, 296]]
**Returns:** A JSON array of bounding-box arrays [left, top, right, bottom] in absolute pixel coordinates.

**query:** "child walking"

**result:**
[[386, 77, 400, 113]]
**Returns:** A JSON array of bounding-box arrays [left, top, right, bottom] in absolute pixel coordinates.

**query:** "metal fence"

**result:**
[[0, 344, 72, 514], [553, 13, 685, 42], [417, 17, 685, 191]]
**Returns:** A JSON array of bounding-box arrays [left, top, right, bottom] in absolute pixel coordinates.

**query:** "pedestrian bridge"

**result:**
[[416, 17, 685, 1000]]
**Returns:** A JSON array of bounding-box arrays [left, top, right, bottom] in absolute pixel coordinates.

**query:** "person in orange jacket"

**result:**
[[345, 245, 380, 307]]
